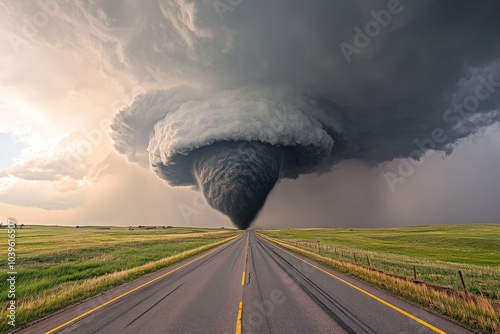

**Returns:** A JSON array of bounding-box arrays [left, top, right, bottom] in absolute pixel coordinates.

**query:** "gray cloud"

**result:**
[[106, 1, 500, 228], [6, 0, 498, 227], [104, 1, 500, 228]]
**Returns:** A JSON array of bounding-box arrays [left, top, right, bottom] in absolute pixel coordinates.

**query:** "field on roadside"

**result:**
[[259, 224, 499, 297], [0, 225, 240, 332], [258, 224, 499, 333]]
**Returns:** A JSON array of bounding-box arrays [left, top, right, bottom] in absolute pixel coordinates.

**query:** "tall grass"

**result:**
[[0, 226, 240, 332], [260, 224, 500, 299], [258, 228, 500, 334]]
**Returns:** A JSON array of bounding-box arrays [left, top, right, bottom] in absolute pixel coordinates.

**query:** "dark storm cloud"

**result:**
[[109, 0, 500, 228]]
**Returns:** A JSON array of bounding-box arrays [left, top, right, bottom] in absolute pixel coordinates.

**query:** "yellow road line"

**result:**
[[266, 237, 447, 334], [245, 239, 249, 264], [235, 233, 249, 333], [235, 300, 243, 334], [45, 240, 235, 334]]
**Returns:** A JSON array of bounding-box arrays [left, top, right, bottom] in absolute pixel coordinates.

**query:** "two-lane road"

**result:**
[[21, 232, 472, 334]]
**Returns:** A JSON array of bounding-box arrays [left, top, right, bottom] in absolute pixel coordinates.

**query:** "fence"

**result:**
[[282, 239, 498, 299]]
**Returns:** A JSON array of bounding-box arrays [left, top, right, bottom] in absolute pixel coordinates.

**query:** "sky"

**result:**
[[1, 0, 500, 228], [0, 132, 26, 169]]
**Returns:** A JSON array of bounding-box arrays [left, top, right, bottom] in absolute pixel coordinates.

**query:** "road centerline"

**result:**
[[44, 236, 240, 334], [235, 232, 250, 334], [235, 300, 243, 334]]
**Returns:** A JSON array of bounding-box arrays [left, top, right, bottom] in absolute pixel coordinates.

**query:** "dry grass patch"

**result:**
[[259, 233, 499, 334], [0, 226, 240, 333]]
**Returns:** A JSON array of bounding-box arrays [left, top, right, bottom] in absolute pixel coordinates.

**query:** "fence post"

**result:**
[[413, 266, 417, 280], [317, 241, 320, 254], [354, 253, 357, 263], [366, 254, 371, 266], [341, 251, 344, 259], [458, 271, 467, 292]]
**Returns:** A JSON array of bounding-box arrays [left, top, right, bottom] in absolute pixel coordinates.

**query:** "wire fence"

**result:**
[[282, 239, 499, 300]]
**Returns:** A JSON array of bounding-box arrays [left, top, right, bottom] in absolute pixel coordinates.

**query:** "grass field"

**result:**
[[259, 224, 499, 297], [1, 224, 497, 333], [0, 225, 240, 332], [259, 224, 500, 333]]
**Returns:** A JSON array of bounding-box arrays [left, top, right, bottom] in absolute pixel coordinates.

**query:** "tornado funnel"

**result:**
[[112, 86, 336, 229], [191, 141, 284, 229]]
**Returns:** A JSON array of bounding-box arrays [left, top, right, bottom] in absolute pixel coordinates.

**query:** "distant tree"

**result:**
[[20, 223, 24, 229]]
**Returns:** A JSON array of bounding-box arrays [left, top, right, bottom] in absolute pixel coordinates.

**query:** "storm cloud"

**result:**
[[109, 0, 500, 228]]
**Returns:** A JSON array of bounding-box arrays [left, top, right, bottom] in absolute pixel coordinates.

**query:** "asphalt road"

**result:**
[[20, 232, 473, 334]]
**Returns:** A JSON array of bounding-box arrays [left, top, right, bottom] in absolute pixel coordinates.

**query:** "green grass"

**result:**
[[260, 224, 499, 265], [259, 224, 500, 333], [259, 224, 500, 300], [259, 233, 499, 334], [0, 225, 240, 333]]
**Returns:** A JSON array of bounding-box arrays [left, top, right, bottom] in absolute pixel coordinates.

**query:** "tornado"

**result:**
[[110, 1, 500, 229], [191, 141, 285, 229], [112, 86, 334, 229]]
